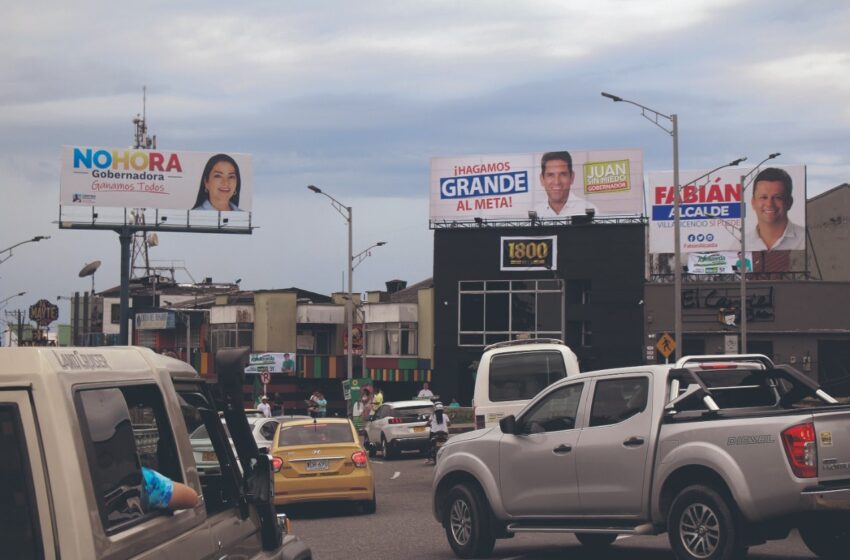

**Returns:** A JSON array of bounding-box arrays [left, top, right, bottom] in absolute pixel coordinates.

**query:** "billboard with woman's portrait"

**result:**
[[60, 146, 253, 211]]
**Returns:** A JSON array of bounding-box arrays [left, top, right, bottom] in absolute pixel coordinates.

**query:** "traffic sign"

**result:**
[[260, 371, 271, 384], [656, 333, 676, 359]]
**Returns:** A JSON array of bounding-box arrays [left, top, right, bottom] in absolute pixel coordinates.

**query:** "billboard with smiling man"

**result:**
[[430, 148, 644, 222]]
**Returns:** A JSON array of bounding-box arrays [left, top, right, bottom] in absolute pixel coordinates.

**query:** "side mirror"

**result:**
[[499, 414, 518, 435]]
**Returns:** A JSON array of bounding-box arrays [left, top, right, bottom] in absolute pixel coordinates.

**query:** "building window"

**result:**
[[566, 280, 591, 304], [297, 327, 331, 355], [209, 323, 254, 356], [458, 279, 563, 347], [567, 320, 592, 348], [365, 323, 418, 356], [111, 303, 121, 324]]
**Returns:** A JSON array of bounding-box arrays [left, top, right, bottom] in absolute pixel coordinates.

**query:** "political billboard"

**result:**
[[648, 165, 805, 253], [430, 149, 644, 222], [686, 252, 752, 274], [60, 146, 253, 211]]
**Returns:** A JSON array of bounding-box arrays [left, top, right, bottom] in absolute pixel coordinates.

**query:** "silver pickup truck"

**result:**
[[432, 354, 850, 560]]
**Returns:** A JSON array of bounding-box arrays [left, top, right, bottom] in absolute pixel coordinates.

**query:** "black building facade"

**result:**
[[433, 222, 646, 404]]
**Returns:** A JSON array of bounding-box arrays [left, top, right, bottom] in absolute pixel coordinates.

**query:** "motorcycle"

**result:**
[[427, 431, 449, 465]]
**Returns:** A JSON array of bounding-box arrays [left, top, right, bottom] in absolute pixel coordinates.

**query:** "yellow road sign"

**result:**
[[656, 333, 676, 358]]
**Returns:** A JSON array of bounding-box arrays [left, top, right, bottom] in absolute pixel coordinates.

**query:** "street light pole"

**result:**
[[0, 236, 50, 265], [738, 153, 781, 352], [0, 291, 26, 308], [602, 92, 682, 354], [308, 185, 354, 380]]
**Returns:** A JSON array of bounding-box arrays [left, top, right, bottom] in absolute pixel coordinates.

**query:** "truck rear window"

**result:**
[[489, 351, 567, 402]]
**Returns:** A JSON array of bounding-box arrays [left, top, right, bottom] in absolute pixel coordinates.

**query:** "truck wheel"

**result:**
[[575, 533, 616, 548], [799, 512, 850, 559], [668, 484, 741, 560], [444, 484, 496, 559]]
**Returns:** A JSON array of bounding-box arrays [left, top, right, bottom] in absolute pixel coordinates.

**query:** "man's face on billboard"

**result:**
[[751, 180, 789, 226], [540, 159, 574, 205]]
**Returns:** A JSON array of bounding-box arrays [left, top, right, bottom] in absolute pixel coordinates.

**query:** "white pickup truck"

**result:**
[[433, 355, 850, 560], [0, 346, 311, 560]]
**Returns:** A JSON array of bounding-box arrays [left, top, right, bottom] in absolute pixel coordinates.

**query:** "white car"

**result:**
[[191, 415, 311, 470], [363, 400, 434, 459]]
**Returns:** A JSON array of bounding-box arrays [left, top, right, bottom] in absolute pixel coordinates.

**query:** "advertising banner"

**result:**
[[430, 149, 644, 221], [648, 165, 805, 253], [60, 146, 253, 211], [500, 236, 556, 271], [686, 252, 752, 274], [134, 312, 175, 330], [245, 352, 297, 374]]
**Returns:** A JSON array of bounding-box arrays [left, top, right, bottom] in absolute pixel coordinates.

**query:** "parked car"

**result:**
[[434, 354, 850, 560], [271, 418, 376, 513], [472, 338, 580, 430], [363, 400, 435, 459]]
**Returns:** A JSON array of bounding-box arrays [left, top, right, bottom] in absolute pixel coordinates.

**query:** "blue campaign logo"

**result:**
[[652, 203, 741, 221], [440, 171, 529, 200]]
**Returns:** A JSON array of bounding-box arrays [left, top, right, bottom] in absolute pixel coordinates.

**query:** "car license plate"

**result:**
[[306, 459, 329, 471], [413, 426, 426, 433], [202, 451, 217, 462]]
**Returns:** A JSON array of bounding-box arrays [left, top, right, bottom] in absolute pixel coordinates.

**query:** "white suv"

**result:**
[[363, 400, 435, 459]]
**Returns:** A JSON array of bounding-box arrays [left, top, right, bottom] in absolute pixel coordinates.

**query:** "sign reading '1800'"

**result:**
[[500, 236, 556, 271]]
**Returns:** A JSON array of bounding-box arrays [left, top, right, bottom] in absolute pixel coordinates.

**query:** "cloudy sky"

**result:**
[[2, 0, 849, 330]]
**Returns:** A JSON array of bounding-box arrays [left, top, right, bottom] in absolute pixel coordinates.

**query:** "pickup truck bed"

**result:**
[[433, 354, 850, 560]]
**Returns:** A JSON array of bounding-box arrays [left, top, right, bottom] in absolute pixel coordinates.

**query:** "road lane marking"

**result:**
[[391, 471, 400, 480]]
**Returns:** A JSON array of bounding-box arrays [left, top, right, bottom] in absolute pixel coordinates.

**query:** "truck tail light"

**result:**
[[389, 417, 404, 424], [351, 450, 368, 467], [782, 422, 817, 478], [272, 456, 284, 472]]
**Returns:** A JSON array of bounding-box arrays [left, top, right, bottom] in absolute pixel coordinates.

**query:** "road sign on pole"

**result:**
[[656, 332, 676, 362]]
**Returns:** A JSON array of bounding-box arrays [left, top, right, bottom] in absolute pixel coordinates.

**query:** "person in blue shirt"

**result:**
[[141, 467, 199, 511]]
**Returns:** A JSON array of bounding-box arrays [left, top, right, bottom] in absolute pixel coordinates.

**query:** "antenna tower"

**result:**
[[130, 87, 157, 281]]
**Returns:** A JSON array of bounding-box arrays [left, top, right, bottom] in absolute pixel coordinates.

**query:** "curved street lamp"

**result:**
[[1, 291, 26, 308], [308, 185, 355, 380], [0, 236, 50, 265], [601, 92, 683, 354]]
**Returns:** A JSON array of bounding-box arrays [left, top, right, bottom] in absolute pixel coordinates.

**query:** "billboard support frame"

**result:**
[[58, 205, 253, 345]]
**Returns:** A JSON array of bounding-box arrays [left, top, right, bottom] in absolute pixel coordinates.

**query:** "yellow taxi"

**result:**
[[271, 417, 376, 513]]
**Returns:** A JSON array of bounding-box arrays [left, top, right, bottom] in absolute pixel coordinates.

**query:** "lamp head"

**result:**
[[307, 185, 322, 194], [730, 157, 747, 166], [377, 242, 387, 247], [601, 92, 623, 102], [769, 152, 781, 159], [32, 235, 49, 242]]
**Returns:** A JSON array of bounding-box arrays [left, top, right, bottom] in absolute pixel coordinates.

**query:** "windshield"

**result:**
[[278, 423, 354, 446]]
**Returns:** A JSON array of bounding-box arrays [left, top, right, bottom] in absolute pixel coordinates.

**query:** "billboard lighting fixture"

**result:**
[[222, 218, 229, 224], [160, 216, 168, 222], [528, 210, 538, 225], [474, 217, 484, 226]]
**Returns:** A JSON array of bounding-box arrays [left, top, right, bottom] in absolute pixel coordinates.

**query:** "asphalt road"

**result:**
[[280, 450, 819, 560]]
